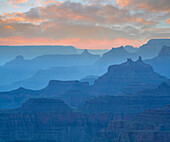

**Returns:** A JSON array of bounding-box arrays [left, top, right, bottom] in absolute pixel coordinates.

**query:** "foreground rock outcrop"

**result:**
[[93, 105, 170, 142], [0, 98, 126, 142], [0, 98, 169, 142]]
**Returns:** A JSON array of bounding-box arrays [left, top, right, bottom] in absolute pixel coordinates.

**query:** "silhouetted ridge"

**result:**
[[42, 80, 90, 95], [81, 49, 91, 55], [147, 39, 170, 45], [92, 57, 167, 95], [5, 55, 26, 65], [137, 39, 170, 59], [108, 56, 152, 73], [94, 46, 138, 73], [18, 98, 71, 112], [8, 86, 34, 94], [15, 55, 25, 60], [124, 45, 138, 53], [104, 46, 128, 57]]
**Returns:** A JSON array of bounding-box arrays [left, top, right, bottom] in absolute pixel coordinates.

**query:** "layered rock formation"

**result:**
[[0, 80, 91, 109], [82, 83, 170, 114], [92, 57, 167, 95], [17, 98, 71, 112], [0, 97, 169, 142], [93, 105, 170, 142], [0, 98, 115, 142], [59, 90, 93, 108], [41, 80, 90, 95]]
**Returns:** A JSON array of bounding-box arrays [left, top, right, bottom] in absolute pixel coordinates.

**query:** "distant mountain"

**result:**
[[124, 45, 138, 53], [0, 45, 78, 65], [30, 49, 99, 68], [137, 39, 170, 59], [0, 80, 90, 109], [95, 46, 138, 73], [92, 57, 167, 95], [82, 83, 170, 114], [77, 49, 109, 55], [146, 46, 170, 78], [80, 75, 99, 85], [0, 65, 98, 91], [0, 50, 100, 87], [138, 82, 170, 96], [94, 39, 170, 73]]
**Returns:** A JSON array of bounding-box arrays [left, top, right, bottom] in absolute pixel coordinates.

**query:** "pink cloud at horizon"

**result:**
[[0, 36, 147, 49]]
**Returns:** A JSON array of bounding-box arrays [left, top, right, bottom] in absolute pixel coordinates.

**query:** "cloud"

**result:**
[[117, 0, 170, 12], [4, 25, 14, 30], [166, 18, 170, 24], [0, 36, 145, 49], [23, 2, 156, 26], [8, 0, 29, 8], [0, 1, 169, 48], [43, 0, 56, 5]]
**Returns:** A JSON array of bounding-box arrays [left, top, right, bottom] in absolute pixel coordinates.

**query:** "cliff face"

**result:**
[[92, 57, 167, 95], [81, 95, 170, 114], [82, 83, 170, 114], [17, 98, 72, 112], [0, 98, 116, 142], [0, 98, 169, 142], [93, 105, 170, 142]]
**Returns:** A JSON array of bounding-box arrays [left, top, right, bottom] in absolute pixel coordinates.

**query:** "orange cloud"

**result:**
[[117, 0, 130, 7], [9, 0, 29, 4], [1, 1, 168, 45], [4, 25, 14, 30], [8, 0, 29, 8], [44, 0, 56, 5], [2, 11, 43, 25], [0, 36, 146, 49], [116, 0, 170, 12], [166, 18, 170, 24]]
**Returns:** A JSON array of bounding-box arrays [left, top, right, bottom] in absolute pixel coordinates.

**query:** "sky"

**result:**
[[0, 0, 169, 49]]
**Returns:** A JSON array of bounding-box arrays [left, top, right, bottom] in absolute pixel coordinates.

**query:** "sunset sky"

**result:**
[[0, 0, 169, 49]]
